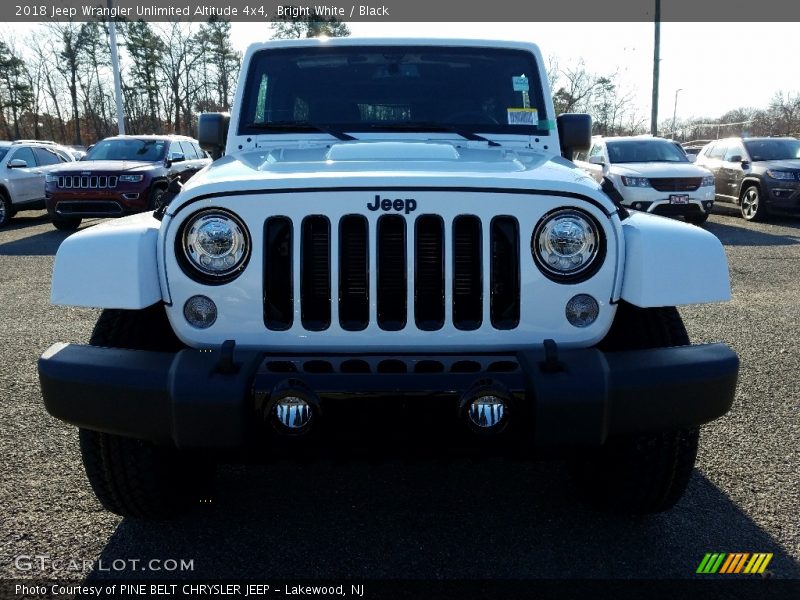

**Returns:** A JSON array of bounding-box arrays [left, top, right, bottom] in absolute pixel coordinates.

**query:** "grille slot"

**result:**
[[377, 215, 407, 331], [339, 215, 369, 331], [301, 216, 331, 331], [57, 175, 118, 189], [263, 217, 294, 331], [490, 216, 520, 330], [452, 215, 482, 330], [649, 177, 701, 192], [414, 215, 445, 331]]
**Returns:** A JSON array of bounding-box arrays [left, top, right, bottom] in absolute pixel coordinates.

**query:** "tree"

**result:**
[[196, 18, 240, 111], [270, 8, 351, 39], [0, 38, 34, 139], [768, 91, 800, 136], [123, 20, 164, 134]]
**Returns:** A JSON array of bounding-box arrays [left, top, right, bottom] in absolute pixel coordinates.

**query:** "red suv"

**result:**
[[45, 135, 211, 231]]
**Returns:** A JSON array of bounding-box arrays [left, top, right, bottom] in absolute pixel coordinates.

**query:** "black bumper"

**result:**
[[38, 342, 738, 448]]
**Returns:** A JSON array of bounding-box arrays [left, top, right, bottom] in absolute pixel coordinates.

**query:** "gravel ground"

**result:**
[[0, 209, 798, 586]]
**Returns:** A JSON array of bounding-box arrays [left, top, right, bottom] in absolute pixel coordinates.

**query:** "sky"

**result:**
[[229, 21, 799, 124]]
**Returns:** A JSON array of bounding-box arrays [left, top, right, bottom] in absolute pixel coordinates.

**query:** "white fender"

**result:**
[[51, 213, 162, 309], [620, 212, 731, 307]]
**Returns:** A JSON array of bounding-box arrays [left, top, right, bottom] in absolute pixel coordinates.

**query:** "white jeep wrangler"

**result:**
[[39, 38, 738, 518]]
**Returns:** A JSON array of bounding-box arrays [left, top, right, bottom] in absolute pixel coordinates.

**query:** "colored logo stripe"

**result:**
[[697, 553, 773, 574]]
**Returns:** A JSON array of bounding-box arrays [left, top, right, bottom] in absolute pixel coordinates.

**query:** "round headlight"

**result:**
[[532, 209, 603, 281], [180, 209, 250, 282]]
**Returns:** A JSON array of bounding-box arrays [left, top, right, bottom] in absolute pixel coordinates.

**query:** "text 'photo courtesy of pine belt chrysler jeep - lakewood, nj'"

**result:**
[[37, 38, 739, 519]]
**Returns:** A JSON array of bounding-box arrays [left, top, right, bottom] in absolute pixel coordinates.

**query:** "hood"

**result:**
[[49, 160, 160, 173], [753, 159, 800, 170], [178, 141, 609, 209], [610, 162, 711, 178]]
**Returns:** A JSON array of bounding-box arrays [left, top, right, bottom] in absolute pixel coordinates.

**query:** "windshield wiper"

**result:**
[[246, 121, 357, 141], [365, 122, 501, 147]]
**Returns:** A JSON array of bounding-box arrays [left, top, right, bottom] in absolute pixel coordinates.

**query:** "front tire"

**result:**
[[79, 305, 213, 519], [685, 212, 709, 225], [571, 302, 700, 514], [0, 192, 11, 227], [740, 184, 767, 221], [147, 187, 167, 212], [52, 216, 82, 231]]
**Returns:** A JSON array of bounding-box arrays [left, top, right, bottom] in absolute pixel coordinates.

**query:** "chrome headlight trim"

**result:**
[[531, 208, 605, 283], [177, 208, 251, 285]]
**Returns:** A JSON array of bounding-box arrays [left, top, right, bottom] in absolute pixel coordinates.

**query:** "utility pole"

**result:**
[[650, 0, 660, 136], [108, 0, 125, 135], [671, 88, 682, 139]]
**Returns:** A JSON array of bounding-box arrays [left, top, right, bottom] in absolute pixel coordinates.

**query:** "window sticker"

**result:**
[[512, 76, 529, 92], [507, 108, 538, 126]]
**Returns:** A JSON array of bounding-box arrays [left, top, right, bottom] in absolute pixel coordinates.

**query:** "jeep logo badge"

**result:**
[[367, 195, 417, 215]]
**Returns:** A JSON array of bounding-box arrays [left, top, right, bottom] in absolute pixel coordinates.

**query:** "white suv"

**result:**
[[575, 136, 715, 224], [0, 141, 75, 227]]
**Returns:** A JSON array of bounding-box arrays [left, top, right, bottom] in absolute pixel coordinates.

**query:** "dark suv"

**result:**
[[45, 135, 211, 231], [695, 137, 800, 221]]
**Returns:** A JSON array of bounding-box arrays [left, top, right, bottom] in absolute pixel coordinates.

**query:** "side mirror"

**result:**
[[168, 152, 185, 164], [588, 155, 605, 166], [7, 159, 28, 169], [686, 155, 697, 163], [728, 154, 743, 163], [557, 113, 592, 160], [198, 112, 230, 160]]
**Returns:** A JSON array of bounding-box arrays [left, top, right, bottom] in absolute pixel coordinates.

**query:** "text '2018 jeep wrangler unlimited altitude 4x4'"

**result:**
[[38, 39, 738, 518]]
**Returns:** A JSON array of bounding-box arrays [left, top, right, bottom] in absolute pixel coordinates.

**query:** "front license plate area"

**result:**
[[670, 194, 689, 204]]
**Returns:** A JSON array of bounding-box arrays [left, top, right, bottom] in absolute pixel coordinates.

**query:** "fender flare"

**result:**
[[51, 212, 162, 309], [737, 177, 762, 202], [620, 212, 731, 307]]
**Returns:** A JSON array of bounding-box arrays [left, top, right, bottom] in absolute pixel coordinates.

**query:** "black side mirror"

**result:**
[[198, 112, 230, 160], [728, 154, 743, 163], [557, 113, 592, 160]]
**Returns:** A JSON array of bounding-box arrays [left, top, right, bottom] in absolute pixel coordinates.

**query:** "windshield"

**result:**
[[743, 139, 800, 161], [0, 148, 8, 162], [606, 140, 689, 164], [84, 139, 167, 162], [239, 45, 549, 136]]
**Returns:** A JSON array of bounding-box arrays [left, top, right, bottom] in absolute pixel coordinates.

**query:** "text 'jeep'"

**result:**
[[38, 38, 739, 518]]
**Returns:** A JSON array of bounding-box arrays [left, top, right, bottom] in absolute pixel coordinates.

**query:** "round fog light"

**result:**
[[566, 294, 599, 328], [468, 395, 507, 429], [273, 396, 313, 430], [184, 295, 217, 329]]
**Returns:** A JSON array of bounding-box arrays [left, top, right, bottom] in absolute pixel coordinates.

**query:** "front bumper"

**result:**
[[45, 187, 152, 217], [38, 341, 739, 449]]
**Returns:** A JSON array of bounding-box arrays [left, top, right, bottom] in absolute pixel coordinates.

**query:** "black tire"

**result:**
[[0, 192, 11, 227], [79, 305, 212, 519], [740, 184, 767, 222], [52, 217, 82, 231], [147, 187, 168, 212], [571, 302, 700, 514], [685, 212, 709, 225]]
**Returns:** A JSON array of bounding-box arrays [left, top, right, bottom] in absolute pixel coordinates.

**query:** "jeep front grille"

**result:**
[[263, 214, 520, 333], [649, 177, 701, 192], [57, 175, 118, 189]]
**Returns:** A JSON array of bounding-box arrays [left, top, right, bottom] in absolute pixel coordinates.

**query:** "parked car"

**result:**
[[45, 134, 211, 231], [12, 139, 83, 162], [574, 136, 715, 224], [0, 141, 76, 228], [694, 137, 800, 221], [682, 140, 714, 157], [39, 38, 738, 519]]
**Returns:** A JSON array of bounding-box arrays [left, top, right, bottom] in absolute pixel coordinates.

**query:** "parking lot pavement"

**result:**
[[0, 210, 798, 582]]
